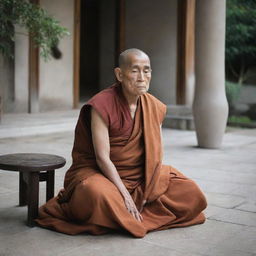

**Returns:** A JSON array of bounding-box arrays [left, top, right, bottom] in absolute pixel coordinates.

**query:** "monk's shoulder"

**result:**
[[143, 93, 166, 110], [143, 93, 167, 123], [85, 85, 118, 127], [89, 86, 116, 105]]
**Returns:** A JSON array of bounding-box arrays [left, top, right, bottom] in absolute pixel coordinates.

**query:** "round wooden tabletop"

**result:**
[[0, 153, 66, 172]]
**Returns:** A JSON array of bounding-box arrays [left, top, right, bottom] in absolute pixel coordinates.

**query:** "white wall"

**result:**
[[39, 0, 74, 111], [125, 0, 177, 104]]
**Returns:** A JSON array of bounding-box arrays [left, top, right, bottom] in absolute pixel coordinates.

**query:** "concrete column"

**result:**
[[14, 25, 29, 113], [193, 0, 228, 148], [0, 54, 14, 113]]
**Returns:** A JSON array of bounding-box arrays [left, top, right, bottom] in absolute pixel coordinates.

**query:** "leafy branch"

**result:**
[[0, 0, 69, 60], [225, 0, 256, 85]]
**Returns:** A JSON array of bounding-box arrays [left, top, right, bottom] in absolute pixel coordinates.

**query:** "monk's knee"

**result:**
[[76, 179, 90, 194], [71, 177, 110, 221], [79, 175, 115, 203], [189, 180, 207, 212]]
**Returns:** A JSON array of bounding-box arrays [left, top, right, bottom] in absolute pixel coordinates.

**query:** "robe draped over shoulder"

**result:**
[[36, 83, 207, 238]]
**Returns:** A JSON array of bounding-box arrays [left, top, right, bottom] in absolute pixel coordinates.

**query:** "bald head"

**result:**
[[114, 48, 151, 96], [118, 48, 150, 69]]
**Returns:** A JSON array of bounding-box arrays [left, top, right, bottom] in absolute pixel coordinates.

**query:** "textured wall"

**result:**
[[39, 0, 74, 111]]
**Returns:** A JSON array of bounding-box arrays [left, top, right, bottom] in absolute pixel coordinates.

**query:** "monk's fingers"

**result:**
[[125, 202, 133, 212], [133, 211, 142, 222], [128, 207, 133, 213], [138, 212, 143, 222], [139, 200, 147, 213], [124, 198, 142, 221], [137, 209, 143, 221], [137, 212, 143, 222], [131, 210, 137, 220], [57, 189, 64, 198], [126, 204, 135, 214], [124, 201, 130, 210], [136, 215, 142, 222], [132, 208, 143, 222], [125, 201, 137, 212], [127, 206, 141, 222]]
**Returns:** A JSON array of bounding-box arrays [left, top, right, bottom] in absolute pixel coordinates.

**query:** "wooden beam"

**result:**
[[29, 0, 40, 113], [176, 0, 195, 105], [115, 0, 126, 67], [73, 0, 81, 108]]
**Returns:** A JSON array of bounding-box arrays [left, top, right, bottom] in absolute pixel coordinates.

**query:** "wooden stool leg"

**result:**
[[19, 172, 27, 206], [27, 172, 39, 227], [46, 170, 55, 201]]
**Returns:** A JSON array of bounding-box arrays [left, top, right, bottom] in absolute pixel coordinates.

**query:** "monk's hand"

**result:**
[[139, 199, 147, 213], [57, 188, 65, 199], [123, 194, 143, 222]]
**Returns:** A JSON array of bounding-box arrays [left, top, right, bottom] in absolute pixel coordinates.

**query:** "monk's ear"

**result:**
[[114, 67, 123, 82]]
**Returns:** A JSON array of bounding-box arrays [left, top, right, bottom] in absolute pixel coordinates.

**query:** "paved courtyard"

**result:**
[[0, 111, 255, 256]]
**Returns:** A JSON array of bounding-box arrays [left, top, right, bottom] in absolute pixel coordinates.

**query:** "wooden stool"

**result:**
[[0, 153, 66, 226]]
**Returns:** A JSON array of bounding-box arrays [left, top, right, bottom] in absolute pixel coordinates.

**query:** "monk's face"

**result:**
[[117, 54, 152, 96]]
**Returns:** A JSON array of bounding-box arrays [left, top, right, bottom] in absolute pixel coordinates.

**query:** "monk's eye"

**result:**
[[144, 69, 151, 74], [132, 70, 138, 73]]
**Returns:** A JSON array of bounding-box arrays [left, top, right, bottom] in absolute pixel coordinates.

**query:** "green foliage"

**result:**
[[0, 0, 69, 60], [228, 115, 252, 124], [226, 0, 256, 84], [225, 80, 241, 107]]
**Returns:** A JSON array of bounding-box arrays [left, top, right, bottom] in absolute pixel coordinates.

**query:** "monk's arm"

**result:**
[[91, 107, 143, 222]]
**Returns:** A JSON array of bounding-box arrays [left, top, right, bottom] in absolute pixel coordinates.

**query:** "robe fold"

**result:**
[[36, 83, 207, 238]]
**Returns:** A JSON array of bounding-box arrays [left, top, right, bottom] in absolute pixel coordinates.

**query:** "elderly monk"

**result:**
[[36, 48, 207, 238]]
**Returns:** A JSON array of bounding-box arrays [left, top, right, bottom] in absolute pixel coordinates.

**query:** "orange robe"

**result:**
[[36, 83, 207, 238]]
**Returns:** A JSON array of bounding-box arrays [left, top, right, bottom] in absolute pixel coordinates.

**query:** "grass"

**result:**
[[228, 115, 253, 124]]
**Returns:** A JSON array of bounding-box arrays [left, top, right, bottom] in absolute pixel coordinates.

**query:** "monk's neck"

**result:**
[[121, 86, 139, 107]]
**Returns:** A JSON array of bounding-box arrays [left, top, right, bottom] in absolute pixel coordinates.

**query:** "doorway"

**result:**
[[79, 0, 100, 103], [73, 0, 125, 108]]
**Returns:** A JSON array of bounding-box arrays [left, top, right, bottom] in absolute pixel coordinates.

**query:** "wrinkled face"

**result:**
[[117, 54, 152, 97]]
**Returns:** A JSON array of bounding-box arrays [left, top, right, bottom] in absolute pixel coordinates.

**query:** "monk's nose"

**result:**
[[138, 71, 145, 81]]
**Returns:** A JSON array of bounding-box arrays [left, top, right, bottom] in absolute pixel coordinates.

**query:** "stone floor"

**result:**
[[0, 111, 255, 256]]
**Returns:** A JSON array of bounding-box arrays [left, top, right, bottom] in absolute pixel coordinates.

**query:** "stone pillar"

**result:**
[[0, 54, 14, 113], [14, 25, 29, 113], [193, 0, 228, 148]]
